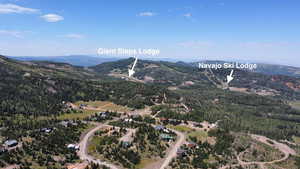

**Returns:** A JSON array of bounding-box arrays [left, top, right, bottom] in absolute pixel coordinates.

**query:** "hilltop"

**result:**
[[8, 55, 120, 67], [91, 58, 300, 100], [0, 55, 177, 115]]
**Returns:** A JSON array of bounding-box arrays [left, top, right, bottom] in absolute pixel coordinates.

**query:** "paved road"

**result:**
[[159, 129, 186, 169], [77, 123, 120, 169]]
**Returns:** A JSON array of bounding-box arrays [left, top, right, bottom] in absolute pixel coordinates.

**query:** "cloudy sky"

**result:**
[[0, 0, 300, 66]]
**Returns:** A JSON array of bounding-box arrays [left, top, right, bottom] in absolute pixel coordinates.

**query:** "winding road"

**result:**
[[77, 121, 186, 169], [78, 119, 296, 169], [77, 123, 120, 169], [220, 134, 296, 169], [77, 110, 296, 169]]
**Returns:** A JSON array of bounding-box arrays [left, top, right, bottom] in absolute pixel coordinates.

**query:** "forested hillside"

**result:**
[[1, 55, 300, 140], [0, 55, 177, 115], [1, 55, 300, 169], [92, 58, 300, 100]]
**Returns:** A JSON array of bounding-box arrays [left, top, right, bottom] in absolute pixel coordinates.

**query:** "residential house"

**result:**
[[160, 117, 168, 123], [0, 146, 7, 154], [59, 121, 69, 127], [186, 141, 197, 148], [67, 144, 80, 151], [59, 120, 78, 127], [169, 119, 181, 125], [124, 118, 133, 123], [79, 104, 87, 109], [41, 128, 53, 133], [4, 139, 18, 147], [155, 125, 165, 131], [176, 148, 187, 157], [163, 128, 171, 133], [160, 134, 174, 141], [121, 141, 132, 148], [98, 112, 108, 118]]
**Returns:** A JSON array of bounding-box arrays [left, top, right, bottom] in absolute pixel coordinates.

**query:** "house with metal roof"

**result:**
[[4, 139, 18, 147], [155, 125, 165, 131], [159, 134, 174, 141]]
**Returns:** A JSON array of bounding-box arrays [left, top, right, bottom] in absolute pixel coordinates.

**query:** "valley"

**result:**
[[0, 55, 300, 169]]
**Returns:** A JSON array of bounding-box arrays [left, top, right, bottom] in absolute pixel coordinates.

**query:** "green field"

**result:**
[[289, 101, 300, 110], [188, 130, 208, 142], [135, 158, 158, 169], [293, 136, 300, 144], [58, 100, 131, 120], [75, 101, 131, 112], [58, 109, 99, 120], [88, 136, 102, 155], [167, 125, 194, 132]]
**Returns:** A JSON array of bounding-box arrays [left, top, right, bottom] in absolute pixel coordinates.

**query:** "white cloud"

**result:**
[[41, 14, 64, 22], [178, 41, 214, 48], [239, 42, 292, 48], [64, 34, 85, 39], [0, 3, 39, 14], [0, 30, 23, 38], [137, 12, 156, 17], [183, 13, 192, 18]]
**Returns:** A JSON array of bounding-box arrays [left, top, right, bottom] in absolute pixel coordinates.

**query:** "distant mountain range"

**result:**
[[191, 60, 300, 78], [255, 63, 300, 78], [8, 55, 121, 67], [6, 55, 300, 78]]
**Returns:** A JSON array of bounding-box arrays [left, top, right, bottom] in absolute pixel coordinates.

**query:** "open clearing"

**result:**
[[292, 136, 300, 144], [135, 158, 159, 169], [266, 156, 300, 169], [58, 109, 99, 120], [289, 101, 300, 110], [75, 101, 131, 112], [188, 130, 209, 142], [58, 101, 130, 120], [166, 125, 193, 133]]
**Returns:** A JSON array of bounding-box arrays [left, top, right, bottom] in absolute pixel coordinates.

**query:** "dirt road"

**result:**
[[77, 107, 203, 169], [77, 124, 120, 169], [220, 134, 296, 169], [159, 129, 186, 169], [119, 128, 136, 142], [251, 134, 296, 158], [0, 165, 19, 169]]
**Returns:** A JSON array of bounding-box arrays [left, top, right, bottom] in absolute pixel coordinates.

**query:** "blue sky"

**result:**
[[0, 0, 300, 66]]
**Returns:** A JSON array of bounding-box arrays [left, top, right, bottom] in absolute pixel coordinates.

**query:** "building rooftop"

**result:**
[[155, 125, 165, 130], [160, 134, 174, 139], [4, 139, 18, 147]]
